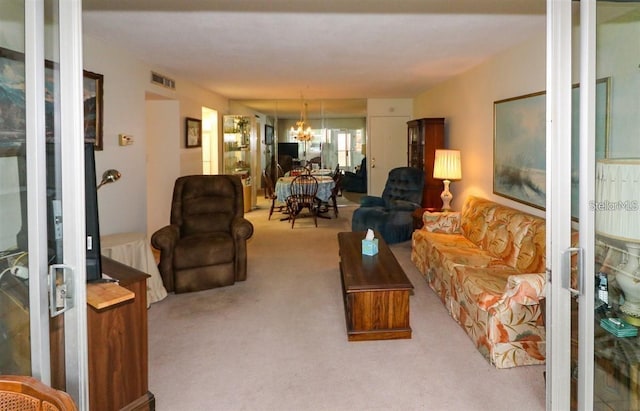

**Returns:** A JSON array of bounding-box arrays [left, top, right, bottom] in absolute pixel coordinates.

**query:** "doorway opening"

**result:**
[[202, 107, 219, 174]]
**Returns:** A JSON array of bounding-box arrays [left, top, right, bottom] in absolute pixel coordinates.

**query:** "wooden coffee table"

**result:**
[[337, 231, 413, 341]]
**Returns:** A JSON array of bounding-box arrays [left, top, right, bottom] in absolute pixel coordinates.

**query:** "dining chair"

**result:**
[[0, 375, 77, 410], [286, 174, 320, 228], [262, 169, 285, 220], [328, 172, 343, 217], [290, 165, 309, 176], [331, 163, 340, 178]]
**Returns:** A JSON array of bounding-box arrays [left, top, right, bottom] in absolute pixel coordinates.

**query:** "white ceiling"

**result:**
[[82, 0, 546, 117]]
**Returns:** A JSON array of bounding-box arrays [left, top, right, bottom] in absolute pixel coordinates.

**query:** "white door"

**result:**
[[368, 116, 409, 196], [0, 1, 89, 408], [548, 1, 640, 410]]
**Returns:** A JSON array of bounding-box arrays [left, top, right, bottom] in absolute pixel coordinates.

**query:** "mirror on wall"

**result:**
[[231, 98, 367, 178]]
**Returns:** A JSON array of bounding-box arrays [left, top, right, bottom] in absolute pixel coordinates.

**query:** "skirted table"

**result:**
[[101, 232, 168, 306], [275, 175, 335, 203]]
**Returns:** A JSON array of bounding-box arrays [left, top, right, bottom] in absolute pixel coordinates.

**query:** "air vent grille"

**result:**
[[150, 71, 176, 90]]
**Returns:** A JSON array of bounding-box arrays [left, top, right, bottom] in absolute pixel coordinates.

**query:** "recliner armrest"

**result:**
[[232, 217, 254, 240], [151, 224, 180, 250], [150, 224, 180, 292], [359, 195, 385, 208], [388, 199, 421, 211]]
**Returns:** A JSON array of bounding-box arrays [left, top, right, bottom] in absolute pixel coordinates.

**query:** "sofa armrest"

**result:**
[[492, 273, 546, 308], [359, 195, 385, 208], [421, 211, 461, 233]]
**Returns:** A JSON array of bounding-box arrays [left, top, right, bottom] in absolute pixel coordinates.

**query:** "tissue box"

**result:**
[[362, 239, 379, 256]]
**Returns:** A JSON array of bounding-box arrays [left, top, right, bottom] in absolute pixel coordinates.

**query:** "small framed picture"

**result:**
[[185, 117, 202, 148], [265, 124, 274, 145]]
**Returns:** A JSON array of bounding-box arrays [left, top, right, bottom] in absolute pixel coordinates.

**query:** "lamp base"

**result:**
[[440, 179, 453, 211], [615, 243, 640, 322], [623, 314, 640, 327]]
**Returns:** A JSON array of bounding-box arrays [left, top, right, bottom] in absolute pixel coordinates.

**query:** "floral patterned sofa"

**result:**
[[411, 196, 547, 368]]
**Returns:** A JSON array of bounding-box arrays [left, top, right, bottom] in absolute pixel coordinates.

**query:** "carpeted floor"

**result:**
[[147, 195, 546, 411]]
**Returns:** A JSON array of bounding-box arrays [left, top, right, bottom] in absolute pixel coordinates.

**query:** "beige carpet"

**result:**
[[147, 196, 546, 411]]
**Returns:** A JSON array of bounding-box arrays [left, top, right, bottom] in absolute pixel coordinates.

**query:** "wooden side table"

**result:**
[[88, 256, 155, 411]]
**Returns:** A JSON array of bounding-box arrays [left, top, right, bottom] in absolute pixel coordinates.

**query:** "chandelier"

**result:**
[[290, 98, 313, 142]]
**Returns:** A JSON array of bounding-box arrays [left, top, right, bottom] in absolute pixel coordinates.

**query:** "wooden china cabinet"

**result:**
[[407, 117, 445, 209]]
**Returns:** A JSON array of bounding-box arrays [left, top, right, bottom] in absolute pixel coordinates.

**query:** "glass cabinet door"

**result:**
[[223, 115, 254, 212], [223, 115, 252, 178], [407, 120, 424, 169]]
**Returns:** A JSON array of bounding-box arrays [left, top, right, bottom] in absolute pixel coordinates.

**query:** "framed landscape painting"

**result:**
[[493, 91, 547, 210], [493, 78, 610, 218], [0, 46, 104, 149]]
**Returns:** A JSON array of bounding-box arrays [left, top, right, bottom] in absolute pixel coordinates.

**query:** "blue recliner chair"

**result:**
[[351, 167, 424, 244], [342, 157, 367, 193]]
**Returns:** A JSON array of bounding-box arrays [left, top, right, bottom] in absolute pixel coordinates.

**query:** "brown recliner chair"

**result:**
[[151, 175, 254, 293]]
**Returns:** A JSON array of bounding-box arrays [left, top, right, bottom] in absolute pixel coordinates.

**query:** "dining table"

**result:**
[[275, 175, 336, 203], [310, 168, 334, 176]]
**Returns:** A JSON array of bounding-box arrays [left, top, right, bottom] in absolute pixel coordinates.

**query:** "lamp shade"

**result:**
[[595, 159, 640, 242], [433, 149, 461, 180]]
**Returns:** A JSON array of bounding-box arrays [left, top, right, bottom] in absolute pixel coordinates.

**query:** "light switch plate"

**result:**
[[119, 134, 134, 146]]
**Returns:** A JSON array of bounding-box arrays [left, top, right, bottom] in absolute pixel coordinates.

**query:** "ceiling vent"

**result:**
[[150, 71, 176, 90]]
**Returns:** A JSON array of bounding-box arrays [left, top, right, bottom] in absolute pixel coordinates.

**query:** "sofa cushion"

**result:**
[[460, 196, 546, 272], [460, 197, 499, 245], [453, 265, 520, 311]]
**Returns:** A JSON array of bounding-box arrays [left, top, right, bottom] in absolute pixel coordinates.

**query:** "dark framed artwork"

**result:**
[[83, 70, 104, 150], [0, 46, 104, 149], [185, 117, 202, 148], [493, 77, 610, 218], [265, 124, 274, 145]]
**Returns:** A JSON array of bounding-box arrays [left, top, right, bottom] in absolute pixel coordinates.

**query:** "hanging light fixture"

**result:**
[[290, 97, 313, 143]]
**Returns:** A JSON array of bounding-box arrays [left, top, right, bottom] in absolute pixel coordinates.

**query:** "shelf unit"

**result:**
[[407, 118, 445, 209], [223, 115, 254, 212]]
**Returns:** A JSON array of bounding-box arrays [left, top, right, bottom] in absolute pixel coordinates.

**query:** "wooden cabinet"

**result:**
[[407, 118, 445, 208], [88, 256, 155, 411]]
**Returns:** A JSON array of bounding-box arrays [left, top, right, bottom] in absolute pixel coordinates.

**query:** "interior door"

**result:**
[[0, 1, 89, 408], [368, 115, 409, 196]]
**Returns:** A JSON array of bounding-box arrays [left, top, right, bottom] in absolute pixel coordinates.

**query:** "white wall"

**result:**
[[146, 99, 180, 239], [413, 33, 547, 216], [83, 35, 229, 236], [83, 37, 150, 235]]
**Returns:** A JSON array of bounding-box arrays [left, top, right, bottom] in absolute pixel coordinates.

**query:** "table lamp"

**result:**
[[596, 158, 640, 323], [433, 149, 461, 211]]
